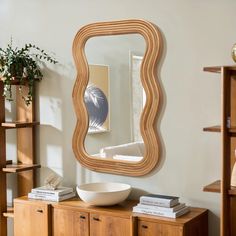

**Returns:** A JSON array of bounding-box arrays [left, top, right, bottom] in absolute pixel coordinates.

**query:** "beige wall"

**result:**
[[2, 0, 236, 235]]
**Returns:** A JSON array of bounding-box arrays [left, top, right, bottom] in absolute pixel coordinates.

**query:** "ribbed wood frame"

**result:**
[[72, 19, 163, 176]]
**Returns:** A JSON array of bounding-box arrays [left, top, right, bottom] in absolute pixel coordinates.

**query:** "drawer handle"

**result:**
[[142, 225, 148, 229], [93, 217, 100, 221], [80, 215, 86, 219], [36, 209, 43, 213]]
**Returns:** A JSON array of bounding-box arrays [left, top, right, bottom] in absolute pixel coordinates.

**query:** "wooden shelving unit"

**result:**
[[0, 81, 40, 236], [2, 163, 41, 173], [1, 121, 39, 128], [203, 180, 236, 196], [203, 180, 221, 193], [203, 65, 236, 236], [203, 125, 236, 134], [3, 207, 14, 218], [203, 66, 236, 73]]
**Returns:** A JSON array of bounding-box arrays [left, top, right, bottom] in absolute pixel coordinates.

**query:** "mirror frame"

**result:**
[[72, 19, 163, 176]]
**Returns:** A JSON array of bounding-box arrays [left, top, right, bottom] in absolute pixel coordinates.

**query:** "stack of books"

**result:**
[[133, 194, 190, 218], [28, 186, 76, 202]]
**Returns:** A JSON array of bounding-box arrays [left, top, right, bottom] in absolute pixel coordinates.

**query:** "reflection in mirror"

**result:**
[[130, 54, 145, 142], [84, 35, 145, 163], [85, 65, 109, 134]]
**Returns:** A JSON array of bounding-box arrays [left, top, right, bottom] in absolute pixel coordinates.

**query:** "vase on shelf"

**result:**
[[232, 43, 236, 63]]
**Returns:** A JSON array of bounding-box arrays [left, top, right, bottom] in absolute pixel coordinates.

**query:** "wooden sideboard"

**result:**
[[14, 197, 208, 236]]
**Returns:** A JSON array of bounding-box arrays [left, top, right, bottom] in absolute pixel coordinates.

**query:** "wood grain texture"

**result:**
[[137, 208, 208, 236], [16, 85, 36, 196], [2, 163, 40, 173], [14, 201, 50, 236], [72, 19, 163, 176], [203, 180, 236, 196], [0, 82, 7, 236], [14, 197, 208, 236], [3, 207, 14, 218], [229, 74, 236, 236], [203, 66, 236, 236], [1, 122, 39, 129], [1, 121, 39, 128], [90, 213, 132, 236], [138, 220, 183, 236], [52, 197, 136, 218], [183, 211, 208, 236], [0, 82, 39, 235], [221, 67, 231, 236], [203, 125, 236, 134], [52, 207, 89, 236], [203, 66, 236, 73], [203, 180, 221, 193]]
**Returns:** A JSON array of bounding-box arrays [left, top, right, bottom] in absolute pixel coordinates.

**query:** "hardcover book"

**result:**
[[133, 206, 190, 218], [28, 191, 76, 202], [31, 186, 74, 197], [140, 194, 179, 207], [136, 203, 186, 213]]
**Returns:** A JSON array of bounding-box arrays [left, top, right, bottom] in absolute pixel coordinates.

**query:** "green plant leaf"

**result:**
[[0, 39, 58, 105]]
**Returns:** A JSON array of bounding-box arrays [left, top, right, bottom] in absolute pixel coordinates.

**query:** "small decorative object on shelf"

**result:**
[[232, 43, 236, 63], [0, 38, 58, 105], [133, 193, 190, 218], [27, 173, 76, 202], [44, 173, 62, 190], [231, 150, 236, 187]]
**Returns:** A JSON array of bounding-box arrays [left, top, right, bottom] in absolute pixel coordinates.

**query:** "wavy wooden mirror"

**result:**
[[72, 19, 163, 176]]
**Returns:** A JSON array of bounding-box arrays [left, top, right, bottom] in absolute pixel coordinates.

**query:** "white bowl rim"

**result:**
[[77, 182, 131, 194]]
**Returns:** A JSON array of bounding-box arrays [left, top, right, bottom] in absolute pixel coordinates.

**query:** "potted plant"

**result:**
[[0, 39, 58, 105]]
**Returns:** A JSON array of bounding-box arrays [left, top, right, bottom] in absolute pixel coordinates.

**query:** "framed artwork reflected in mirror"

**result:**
[[85, 65, 110, 134]]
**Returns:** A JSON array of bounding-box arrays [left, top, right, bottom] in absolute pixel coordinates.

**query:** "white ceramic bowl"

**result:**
[[76, 182, 131, 206]]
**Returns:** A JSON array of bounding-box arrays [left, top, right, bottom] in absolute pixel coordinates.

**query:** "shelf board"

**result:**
[[0, 77, 41, 85], [229, 187, 236, 195], [203, 126, 221, 132], [203, 180, 236, 196], [203, 180, 221, 193], [203, 65, 236, 73], [2, 163, 41, 173], [3, 207, 14, 218], [203, 125, 236, 133], [203, 66, 222, 73], [1, 121, 39, 129], [6, 160, 12, 165]]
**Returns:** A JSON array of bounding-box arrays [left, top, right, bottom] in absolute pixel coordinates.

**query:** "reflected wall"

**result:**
[[84, 35, 145, 161]]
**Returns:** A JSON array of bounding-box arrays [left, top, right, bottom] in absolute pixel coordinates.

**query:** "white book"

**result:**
[[28, 191, 76, 202], [133, 206, 190, 218], [140, 194, 179, 207], [136, 203, 186, 213], [31, 186, 74, 197]]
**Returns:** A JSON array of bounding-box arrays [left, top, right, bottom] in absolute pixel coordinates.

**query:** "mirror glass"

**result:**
[[84, 35, 146, 163]]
